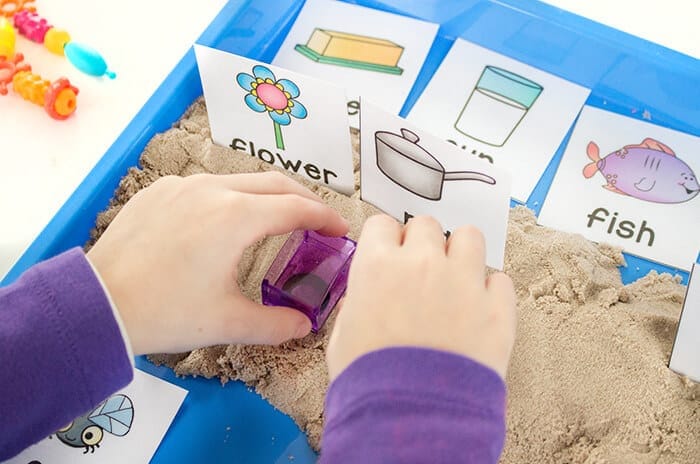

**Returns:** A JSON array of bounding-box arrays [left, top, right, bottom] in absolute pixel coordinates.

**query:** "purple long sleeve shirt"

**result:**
[[321, 347, 507, 463], [0, 249, 133, 459], [0, 248, 507, 462]]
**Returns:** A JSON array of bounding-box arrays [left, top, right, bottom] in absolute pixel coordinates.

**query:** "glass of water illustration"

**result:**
[[455, 66, 543, 147]]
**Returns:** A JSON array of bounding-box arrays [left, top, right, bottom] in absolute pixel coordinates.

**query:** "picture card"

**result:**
[[360, 99, 512, 269], [272, 0, 439, 128], [7, 369, 187, 464], [538, 106, 700, 271], [408, 38, 591, 202], [669, 262, 700, 382], [194, 44, 355, 195]]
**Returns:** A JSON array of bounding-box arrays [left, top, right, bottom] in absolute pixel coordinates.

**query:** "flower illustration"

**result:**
[[236, 65, 308, 150]]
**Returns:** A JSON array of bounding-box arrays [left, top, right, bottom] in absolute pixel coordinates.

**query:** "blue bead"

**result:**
[[64, 42, 116, 79]]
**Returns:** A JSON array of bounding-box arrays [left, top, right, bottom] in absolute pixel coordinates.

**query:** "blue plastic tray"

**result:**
[[4, 1, 699, 462]]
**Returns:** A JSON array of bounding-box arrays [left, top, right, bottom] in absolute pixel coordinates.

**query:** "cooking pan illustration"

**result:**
[[374, 128, 496, 201]]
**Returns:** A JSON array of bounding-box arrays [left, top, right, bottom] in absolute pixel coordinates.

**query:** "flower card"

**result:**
[[360, 99, 512, 270], [670, 262, 700, 382], [194, 44, 355, 195], [272, 0, 439, 128], [6, 369, 187, 464], [408, 38, 591, 202], [538, 106, 700, 271]]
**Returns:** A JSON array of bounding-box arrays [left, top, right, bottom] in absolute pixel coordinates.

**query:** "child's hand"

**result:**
[[326, 215, 516, 381], [87, 172, 348, 355]]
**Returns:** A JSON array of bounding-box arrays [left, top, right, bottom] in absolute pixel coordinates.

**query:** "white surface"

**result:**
[[196, 44, 355, 195], [272, 0, 439, 128], [670, 263, 700, 382], [408, 39, 590, 202], [538, 106, 700, 271], [0, 1, 692, 280], [361, 100, 512, 269], [6, 369, 187, 463], [541, 0, 699, 59], [0, 0, 227, 279]]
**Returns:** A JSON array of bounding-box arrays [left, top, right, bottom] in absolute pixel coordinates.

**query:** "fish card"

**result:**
[[670, 262, 700, 382], [194, 44, 355, 195], [6, 369, 187, 464], [538, 106, 700, 271], [360, 99, 512, 269], [272, 0, 439, 128], [407, 38, 591, 202]]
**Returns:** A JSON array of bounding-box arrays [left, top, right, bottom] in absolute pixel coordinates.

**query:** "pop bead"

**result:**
[[44, 28, 71, 55], [0, 0, 35, 18], [13, 10, 51, 43], [0, 17, 14, 58], [64, 41, 116, 79], [12, 69, 78, 119]]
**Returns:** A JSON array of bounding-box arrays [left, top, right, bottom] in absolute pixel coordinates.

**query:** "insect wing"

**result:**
[[88, 394, 133, 436]]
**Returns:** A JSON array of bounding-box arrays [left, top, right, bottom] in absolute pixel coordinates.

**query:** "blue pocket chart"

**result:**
[[2, 1, 698, 462]]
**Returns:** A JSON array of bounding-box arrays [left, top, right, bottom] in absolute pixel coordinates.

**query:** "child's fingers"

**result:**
[[215, 172, 321, 201], [402, 215, 446, 253], [446, 225, 486, 281], [486, 272, 517, 333], [245, 194, 349, 239], [356, 215, 403, 250], [228, 298, 312, 345]]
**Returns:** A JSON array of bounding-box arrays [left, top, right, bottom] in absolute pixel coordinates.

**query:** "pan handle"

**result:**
[[443, 171, 496, 184]]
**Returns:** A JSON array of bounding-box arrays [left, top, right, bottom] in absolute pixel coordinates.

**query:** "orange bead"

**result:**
[[0, 53, 31, 95], [11, 69, 79, 120], [0, 0, 36, 18], [12, 70, 48, 106], [44, 77, 79, 120], [52, 87, 77, 117]]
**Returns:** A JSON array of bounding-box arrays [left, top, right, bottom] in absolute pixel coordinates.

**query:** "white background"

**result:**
[[272, 0, 439, 128], [408, 39, 590, 203], [361, 100, 512, 269], [538, 106, 700, 271], [0, 0, 227, 279], [6, 370, 187, 464], [0, 1, 694, 280], [195, 45, 355, 195]]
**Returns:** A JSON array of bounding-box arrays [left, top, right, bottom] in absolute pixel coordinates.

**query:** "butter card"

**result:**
[[360, 99, 512, 269], [538, 106, 700, 271], [194, 44, 355, 195], [272, 0, 439, 128], [6, 369, 187, 464], [408, 38, 591, 202]]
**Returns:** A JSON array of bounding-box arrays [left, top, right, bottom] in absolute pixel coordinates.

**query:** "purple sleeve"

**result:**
[[0, 248, 133, 460], [320, 347, 507, 463]]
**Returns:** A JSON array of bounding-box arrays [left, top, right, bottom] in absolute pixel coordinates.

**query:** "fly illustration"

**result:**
[[54, 394, 133, 453], [583, 137, 699, 204]]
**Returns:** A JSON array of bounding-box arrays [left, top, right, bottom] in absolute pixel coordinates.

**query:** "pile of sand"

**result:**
[[88, 99, 699, 463]]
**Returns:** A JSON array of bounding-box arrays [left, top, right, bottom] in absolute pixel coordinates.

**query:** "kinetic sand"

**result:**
[[88, 99, 699, 462]]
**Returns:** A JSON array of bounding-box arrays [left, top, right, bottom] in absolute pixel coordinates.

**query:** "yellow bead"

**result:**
[[0, 17, 15, 58], [44, 28, 71, 56]]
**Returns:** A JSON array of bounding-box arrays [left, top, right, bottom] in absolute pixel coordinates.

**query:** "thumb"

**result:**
[[233, 298, 313, 345]]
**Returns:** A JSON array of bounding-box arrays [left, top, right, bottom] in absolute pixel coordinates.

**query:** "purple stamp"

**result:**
[[262, 230, 356, 332]]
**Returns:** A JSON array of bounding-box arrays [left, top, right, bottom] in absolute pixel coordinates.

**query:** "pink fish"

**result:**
[[583, 138, 699, 204]]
